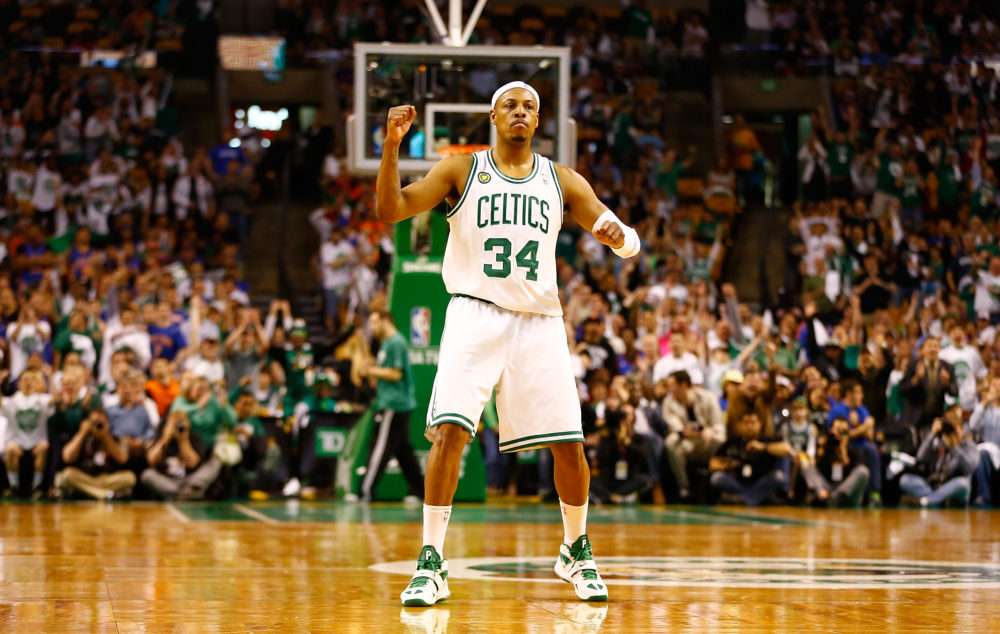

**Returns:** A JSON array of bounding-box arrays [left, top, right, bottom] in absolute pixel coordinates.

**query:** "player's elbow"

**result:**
[[375, 200, 401, 223]]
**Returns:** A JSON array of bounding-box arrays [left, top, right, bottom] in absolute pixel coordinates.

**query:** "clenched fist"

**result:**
[[593, 220, 624, 249], [386, 105, 417, 146]]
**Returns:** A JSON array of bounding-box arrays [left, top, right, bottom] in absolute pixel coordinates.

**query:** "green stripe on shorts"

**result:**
[[499, 430, 585, 450], [428, 413, 476, 434]]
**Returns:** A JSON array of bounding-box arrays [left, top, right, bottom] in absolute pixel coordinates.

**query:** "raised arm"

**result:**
[[375, 104, 470, 223]]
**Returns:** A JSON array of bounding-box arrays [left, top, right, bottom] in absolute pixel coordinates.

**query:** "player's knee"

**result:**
[[33, 441, 50, 455], [548, 441, 585, 463], [433, 422, 471, 451]]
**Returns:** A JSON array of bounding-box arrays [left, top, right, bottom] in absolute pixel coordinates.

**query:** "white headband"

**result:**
[[491, 81, 540, 111]]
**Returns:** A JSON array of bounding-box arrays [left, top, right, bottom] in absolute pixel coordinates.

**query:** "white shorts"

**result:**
[[426, 296, 583, 453]]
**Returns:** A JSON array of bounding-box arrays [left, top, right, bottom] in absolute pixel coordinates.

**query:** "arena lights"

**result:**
[[233, 105, 289, 131]]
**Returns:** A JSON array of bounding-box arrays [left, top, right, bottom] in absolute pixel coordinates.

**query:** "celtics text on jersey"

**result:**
[[442, 150, 564, 316]]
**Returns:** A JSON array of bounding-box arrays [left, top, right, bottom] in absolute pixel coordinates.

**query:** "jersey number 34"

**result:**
[[483, 238, 539, 281]]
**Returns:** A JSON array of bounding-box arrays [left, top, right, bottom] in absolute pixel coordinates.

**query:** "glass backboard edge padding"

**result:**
[[352, 43, 571, 176]]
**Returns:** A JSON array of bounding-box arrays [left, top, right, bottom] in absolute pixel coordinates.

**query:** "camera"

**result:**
[[92, 420, 105, 432], [176, 423, 186, 434], [940, 420, 956, 436]]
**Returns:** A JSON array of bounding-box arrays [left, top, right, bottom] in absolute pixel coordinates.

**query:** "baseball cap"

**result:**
[[291, 318, 308, 337], [721, 369, 744, 386], [776, 375, 794, 389]]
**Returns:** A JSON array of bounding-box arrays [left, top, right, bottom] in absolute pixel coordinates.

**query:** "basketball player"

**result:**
[[376, 82, 640, 606]]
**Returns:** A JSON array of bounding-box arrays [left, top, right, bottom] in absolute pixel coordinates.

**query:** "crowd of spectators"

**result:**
[[739, 1, 1000, 78], [2, 2, 999, 510], [297, 3, 1000, 509], [0, 30, 379, 501]]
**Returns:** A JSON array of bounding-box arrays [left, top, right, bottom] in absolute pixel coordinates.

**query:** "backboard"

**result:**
[[349, 43, 573, 176]]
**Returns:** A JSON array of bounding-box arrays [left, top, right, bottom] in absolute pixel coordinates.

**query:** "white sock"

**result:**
[[32, 471, 43, 490], [6, 470, 17, 489], [422, 504, 451, 556], [560, 499, 588, 545]]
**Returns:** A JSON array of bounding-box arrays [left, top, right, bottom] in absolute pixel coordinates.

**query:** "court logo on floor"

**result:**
[[373, 556, 1000, 589]]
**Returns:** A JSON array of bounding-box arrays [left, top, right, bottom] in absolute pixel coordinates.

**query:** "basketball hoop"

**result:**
[[437, 144, 492, 157]]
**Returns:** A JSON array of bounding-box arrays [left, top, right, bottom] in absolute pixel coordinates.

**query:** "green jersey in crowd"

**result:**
[[876, 151, 902, 195], [375, 332, 416, 412]]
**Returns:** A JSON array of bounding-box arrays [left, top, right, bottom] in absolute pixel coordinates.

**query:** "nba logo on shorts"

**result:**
[[410, 307, 431, 348]]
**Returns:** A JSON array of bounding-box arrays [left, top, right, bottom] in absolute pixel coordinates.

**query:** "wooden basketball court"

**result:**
[[1, 501, 998, 631]]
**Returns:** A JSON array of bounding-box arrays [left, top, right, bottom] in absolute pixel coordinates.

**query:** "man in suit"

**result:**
[[900, 337, 957, 446]]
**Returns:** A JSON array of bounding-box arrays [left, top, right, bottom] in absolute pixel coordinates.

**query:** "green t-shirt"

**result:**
[[238, 415, 266, 437], [828, 143, 853, 178], [899, 174, 922, 208], [53, 326, 100, 369], [970, 182, 998, 220], [624, 5, 653, 39], [802, 275, 834, 313], [49, 392, 104, 438], [937, 165, 960, 204], [752, 345, 799, 373], [611, 112, 635, 151], [283, 344, 315, 400], [657, 163, 685, 197], [169, 395, 237, 449], [843, 344, 861, 370], [876, 151, 901, 194], [375, 332, 416, 412]]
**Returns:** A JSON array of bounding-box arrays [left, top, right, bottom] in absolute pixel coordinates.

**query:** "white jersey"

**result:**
[[2, 392, 53, 448], [442, 150, 563, 316], [939, 344, 987, 411]]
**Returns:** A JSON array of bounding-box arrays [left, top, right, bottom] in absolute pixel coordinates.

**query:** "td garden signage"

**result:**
[[372, 556, 1000, 589]]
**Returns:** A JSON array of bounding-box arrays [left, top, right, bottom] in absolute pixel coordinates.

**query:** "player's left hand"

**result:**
[[593, 220, 624, 249]]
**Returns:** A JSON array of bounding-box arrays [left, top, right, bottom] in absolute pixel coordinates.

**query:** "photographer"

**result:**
[[141, 410, 222, 500], [900, 403, 980, 507], [814, 416, 871, 507], [54, 410, 135, 500], [709, 411, 791, 505], [590, 403, 654, 505]]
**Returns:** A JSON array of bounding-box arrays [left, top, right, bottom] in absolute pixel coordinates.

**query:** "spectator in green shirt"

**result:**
[[970, 166, 998, 223], [937, 149, 962, 220], [871, 132, 903, 218], [282, 320, 315, 401], [898, 159, 925, 230], [168, 371, 236, 451], [353, 309, 423, 503], [52, 309, 100, 372], [656, 146, 696, 209]]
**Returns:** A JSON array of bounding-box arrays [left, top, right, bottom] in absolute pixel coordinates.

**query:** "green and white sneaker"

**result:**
[[400, 545, 450, 607], [554, 534, 608, 602]]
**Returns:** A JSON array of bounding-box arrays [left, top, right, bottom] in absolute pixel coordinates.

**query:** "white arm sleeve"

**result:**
[[593, 210, 640, 258]]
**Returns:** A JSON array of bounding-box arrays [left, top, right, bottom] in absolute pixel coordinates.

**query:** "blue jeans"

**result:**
[[857, 440, 882, 493], [972, 448, 995, 507], [479, 427, 505, 489], [711, 469, 786, 506], [899, 473, 970, 506]]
